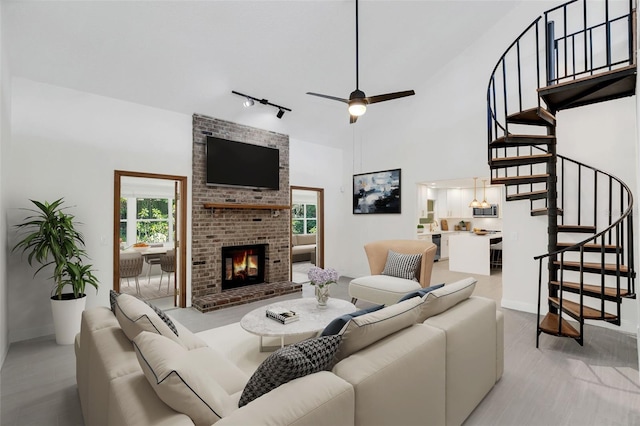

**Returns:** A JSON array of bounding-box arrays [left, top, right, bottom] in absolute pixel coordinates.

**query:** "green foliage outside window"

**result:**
[[136, 198, 171, 243], [291, 203, 317, 235]]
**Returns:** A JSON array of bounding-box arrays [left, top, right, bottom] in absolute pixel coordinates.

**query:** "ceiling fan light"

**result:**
[[348, 101, 367, 117]]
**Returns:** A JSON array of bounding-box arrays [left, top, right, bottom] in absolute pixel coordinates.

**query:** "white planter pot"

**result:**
[[50, 294, 87, 345]]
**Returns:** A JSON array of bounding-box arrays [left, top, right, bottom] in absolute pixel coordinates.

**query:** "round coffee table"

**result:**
[[240, 297, 356, 352]]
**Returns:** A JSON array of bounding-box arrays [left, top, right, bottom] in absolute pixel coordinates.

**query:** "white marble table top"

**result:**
[[240, 297, 356, 338]]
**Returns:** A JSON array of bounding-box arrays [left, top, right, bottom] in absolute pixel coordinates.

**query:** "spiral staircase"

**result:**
[[487, 0, 637, 346]]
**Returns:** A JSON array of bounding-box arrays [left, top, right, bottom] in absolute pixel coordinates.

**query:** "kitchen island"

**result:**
[[449, 232, 502, 276]]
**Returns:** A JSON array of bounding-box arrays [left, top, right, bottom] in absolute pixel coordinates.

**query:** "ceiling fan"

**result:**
[[307, 0, 415, 124]]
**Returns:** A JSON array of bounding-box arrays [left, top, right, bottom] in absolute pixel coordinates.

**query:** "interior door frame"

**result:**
[[290, 186, 325, 275], [113, 170, 188, 307]]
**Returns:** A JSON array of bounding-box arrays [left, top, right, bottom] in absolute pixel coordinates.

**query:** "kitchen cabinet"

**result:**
[[440, 188, 473, 218], [417, 234, 432, 243]]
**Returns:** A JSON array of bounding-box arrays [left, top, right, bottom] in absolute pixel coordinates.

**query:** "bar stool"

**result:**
[[490, 241, 502, 269]]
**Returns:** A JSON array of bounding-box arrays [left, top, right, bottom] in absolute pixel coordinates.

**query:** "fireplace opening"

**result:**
[[221, 244, 267, 290]]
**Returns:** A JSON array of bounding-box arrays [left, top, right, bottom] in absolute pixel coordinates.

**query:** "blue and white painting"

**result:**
[[353, 169, 401, 214]]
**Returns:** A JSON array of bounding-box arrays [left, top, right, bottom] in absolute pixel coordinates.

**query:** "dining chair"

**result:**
[[119, 252, 144, 295], [159, 249, 176, 293]]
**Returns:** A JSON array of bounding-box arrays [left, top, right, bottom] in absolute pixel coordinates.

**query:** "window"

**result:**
[[120, 197, 175, 245], [292, 203, 317, 235]]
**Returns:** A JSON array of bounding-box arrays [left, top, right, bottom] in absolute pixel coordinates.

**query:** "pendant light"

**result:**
[[469, 177, 481, 208], [480, 179, 491, 208]]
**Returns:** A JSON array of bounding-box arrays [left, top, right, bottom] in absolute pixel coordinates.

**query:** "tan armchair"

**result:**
[[349, 240, 437, 306]]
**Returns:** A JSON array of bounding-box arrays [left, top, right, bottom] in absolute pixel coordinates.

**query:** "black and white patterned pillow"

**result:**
[[238, 335, 342, 407], [144, 300, 179, 337], [109, 289, 120, 314], [382, 250, 422, 280]]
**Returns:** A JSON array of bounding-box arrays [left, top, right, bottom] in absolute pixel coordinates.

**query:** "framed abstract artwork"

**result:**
[[353, 169, 401, 214]]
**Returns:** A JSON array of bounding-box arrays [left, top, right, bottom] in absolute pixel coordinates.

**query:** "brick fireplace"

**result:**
[[191, 114, 301, 312]]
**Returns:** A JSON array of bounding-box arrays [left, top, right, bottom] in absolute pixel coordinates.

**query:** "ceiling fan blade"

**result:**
[[350, 114, 359, 124], [366, 90, 416, 104], [306, 92, 349, 103]]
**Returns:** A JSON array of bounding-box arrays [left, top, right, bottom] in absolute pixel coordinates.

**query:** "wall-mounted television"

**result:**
[[206, 136, 280, 190]]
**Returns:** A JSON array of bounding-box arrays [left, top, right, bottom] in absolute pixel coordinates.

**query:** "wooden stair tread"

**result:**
[[531, 207, 563, 216], [491, 174, 549, 186], [506, 107, 555, 126], [557, 224, 596, 233], [491, 135, 556, 148], [538, 65, 637, 111], [550, 280, 629, 298], [539, 312, 580, 338], [505, 189, 547, 201], [490, 154, 553, 168], [557, 242, 618, 253], [553, 260, 629, 273], [549, 297, 617, 321]]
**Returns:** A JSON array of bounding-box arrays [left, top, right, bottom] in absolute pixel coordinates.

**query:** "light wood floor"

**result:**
[[1, 260, 638, 425]]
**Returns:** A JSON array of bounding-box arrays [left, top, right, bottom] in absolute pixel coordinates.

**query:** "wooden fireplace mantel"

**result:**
[[203, 203, 291, 210]]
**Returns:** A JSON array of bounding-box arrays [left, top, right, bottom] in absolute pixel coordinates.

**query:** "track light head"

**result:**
[[277, 109, 285, 119], [243, 97, 254, 108]]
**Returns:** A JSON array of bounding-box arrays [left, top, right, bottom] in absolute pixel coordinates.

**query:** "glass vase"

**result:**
[[315, 285, 330, 308]]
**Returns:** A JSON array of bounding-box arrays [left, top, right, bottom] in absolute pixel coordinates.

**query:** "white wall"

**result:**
[[0, 1, 10, 364], [289, 137, 345, 270], [6, 78, 192, 342]]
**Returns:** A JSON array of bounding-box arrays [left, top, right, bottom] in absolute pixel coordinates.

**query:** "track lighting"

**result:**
[[232, 90, 292, 119]]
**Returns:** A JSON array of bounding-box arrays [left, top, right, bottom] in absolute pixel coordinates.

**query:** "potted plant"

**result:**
[[13, 198, 99, 345]]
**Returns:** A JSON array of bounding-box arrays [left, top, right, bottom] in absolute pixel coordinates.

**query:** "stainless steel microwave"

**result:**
[[473, 204, 499, 217]]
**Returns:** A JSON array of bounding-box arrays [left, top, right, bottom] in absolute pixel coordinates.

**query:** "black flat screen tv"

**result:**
[[206, 137, 280, 190]]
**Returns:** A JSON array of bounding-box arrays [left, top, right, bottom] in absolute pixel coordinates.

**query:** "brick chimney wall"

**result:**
[[191, 114, 299, 312]]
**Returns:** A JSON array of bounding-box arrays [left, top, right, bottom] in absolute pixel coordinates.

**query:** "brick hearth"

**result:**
[[192, 281, 302, 312], [191, 114, 300, 313]]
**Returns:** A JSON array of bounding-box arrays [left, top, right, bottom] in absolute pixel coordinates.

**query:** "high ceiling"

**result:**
[[6, 1, 525, 148]]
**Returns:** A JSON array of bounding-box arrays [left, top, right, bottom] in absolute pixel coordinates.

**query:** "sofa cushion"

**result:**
[[238, 335, 342, 408], [133, 331, 248, 426], [320, 304, 385, 336], [114, 294, 182, 345], [382, 250, 422, 280], [397, 283, 445, 302], [417, 277, 477, 322], [334, 296, 422, 362], [295, 234, 316, 245]]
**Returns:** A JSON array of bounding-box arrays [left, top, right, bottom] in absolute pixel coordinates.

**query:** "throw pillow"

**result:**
[[238, 335, 342, 407], [417, 277, 477, 322], [114, 293, 182, 345], [109, 289, 119, 314], [144, 300, 179, 336], [334, 296, 423, 362], [397, 283, 445, 303], [133, 331, 248, 426], [381, 250, 422, 280], [321, 304, 385, 336]]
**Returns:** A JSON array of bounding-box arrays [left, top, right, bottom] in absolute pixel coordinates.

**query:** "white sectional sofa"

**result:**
[[76, 279, 503, 426]]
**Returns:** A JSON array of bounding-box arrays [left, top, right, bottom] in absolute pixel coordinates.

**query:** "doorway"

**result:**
[[113, 170, 188, 308], [290, 186, 324, 283]]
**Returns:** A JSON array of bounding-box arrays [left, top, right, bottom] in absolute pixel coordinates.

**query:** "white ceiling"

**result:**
[[5, 1, 524, 148]]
